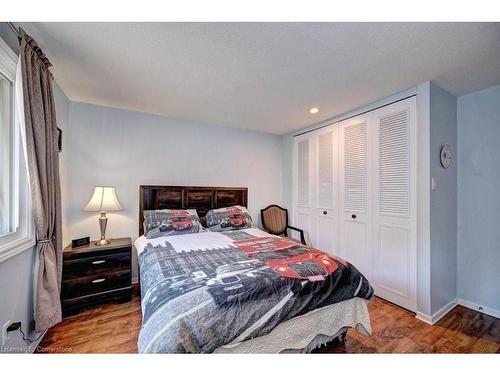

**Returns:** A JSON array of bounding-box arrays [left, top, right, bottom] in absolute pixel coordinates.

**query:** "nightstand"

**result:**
[[61, 237, 132, 317]]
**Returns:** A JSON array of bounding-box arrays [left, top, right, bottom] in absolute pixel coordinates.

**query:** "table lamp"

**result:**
[[83, 186, 123, 246]]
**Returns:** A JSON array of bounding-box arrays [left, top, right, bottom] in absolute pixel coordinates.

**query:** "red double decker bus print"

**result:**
[[159, 210, 193, 231], [221, 207, 248, 228], [233, 237, 339, 281]]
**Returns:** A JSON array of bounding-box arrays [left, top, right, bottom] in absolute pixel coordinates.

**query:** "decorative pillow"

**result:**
[[205, 205, 254, 232], [143, 209, 205, 238]]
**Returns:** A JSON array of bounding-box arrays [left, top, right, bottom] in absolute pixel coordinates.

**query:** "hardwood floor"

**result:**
[[315, 298, 500, 353], [37, 290, 500, 354], [37, 287, 142, 354]]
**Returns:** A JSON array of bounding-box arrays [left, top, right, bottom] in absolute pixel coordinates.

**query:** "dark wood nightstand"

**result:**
[[61, 237, 132, 317]]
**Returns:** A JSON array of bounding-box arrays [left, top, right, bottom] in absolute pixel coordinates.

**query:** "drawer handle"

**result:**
[[323, 211, 327, 215], [351, 214, 357, 219], [92, 260, 106, 265], [92, 278, 106, 284]]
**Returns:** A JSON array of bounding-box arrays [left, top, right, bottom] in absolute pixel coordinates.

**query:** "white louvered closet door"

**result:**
[[292, 135, 312, 244], [339, 114, 373, 282], [312, 126, 339, 255], [371, 97, 417, 312]]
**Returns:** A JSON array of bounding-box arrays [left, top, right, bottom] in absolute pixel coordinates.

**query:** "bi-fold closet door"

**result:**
[[338, 113, 373, 284], [292, 126, 339, 253], [292, 97, 417, 312], [370, 98, 417, 311]]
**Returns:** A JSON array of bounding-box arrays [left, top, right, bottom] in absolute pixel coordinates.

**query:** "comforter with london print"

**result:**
[[135, 228, 373, 353]]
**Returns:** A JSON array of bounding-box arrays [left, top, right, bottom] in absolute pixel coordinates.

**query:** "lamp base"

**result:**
[[95, 238, 111, 246], [95, 212, 110, 246]]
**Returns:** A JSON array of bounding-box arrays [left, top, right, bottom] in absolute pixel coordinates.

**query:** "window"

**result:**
[[0, 36, 34, 262], [1, 71, 17, 235]]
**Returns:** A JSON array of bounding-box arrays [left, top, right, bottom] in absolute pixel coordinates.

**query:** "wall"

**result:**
[[56, 84, 71, 243], [281, 133, 294, 210], [457, 84, 500, 315], [415, 82, 432, 319], [0, 247, 38, 352], [64, 102, 284, 280], [0, 24, 70, 350], [429, 83, 458, 315]]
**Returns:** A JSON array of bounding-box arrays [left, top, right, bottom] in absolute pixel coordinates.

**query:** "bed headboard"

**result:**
[[139, 185, 248, 236]]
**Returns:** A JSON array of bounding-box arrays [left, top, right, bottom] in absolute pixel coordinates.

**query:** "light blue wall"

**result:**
[[64, 102, 284, 280], [0, 23, 20, 54], [0, 23, 70, 351], [281, 133, 294, 210], [415, 82, 432, 318], [0, 248, 37, 351], [56, 84, 71, 244], [429, 83, 458, 314], [457, 84, 500, 313]]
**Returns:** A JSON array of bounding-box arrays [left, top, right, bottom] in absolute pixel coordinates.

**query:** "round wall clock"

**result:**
[[440, 144, 452, 168]]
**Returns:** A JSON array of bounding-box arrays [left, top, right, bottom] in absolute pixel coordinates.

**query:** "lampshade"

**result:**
[[83, 186, 123, 212]]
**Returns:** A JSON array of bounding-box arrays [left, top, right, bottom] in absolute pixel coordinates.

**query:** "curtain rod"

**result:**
[[7, 22, 21, 39], [293, 93, 416, 137]]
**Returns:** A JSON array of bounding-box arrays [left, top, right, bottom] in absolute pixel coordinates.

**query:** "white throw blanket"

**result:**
[[214, 297, 371, 353]]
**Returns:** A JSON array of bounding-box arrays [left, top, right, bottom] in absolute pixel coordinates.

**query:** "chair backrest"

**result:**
[[261, 205, 288, 235]]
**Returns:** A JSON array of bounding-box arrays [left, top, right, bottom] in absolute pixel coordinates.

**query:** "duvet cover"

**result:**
[[135, 228, 373, 353]]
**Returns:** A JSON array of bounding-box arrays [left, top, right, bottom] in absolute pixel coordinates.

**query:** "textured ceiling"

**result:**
[[21, 22, 500, 134]]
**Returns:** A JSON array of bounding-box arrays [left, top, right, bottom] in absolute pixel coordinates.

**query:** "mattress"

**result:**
[[135, 228, 373, 353]]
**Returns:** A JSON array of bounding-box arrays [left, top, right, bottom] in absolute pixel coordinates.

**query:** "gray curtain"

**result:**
[[20, 29, 63, 332]]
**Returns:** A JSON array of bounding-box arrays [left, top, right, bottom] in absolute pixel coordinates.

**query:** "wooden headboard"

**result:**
[[139, 185, 248, 236]]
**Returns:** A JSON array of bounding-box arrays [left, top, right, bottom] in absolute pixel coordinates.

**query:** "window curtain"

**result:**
[[18, 28, 62, 332]]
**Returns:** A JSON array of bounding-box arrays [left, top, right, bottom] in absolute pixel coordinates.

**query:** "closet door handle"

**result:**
[[351, 214, 357, 219]]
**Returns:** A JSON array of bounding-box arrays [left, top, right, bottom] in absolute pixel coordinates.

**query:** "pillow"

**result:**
[[205, 205, 254, 232], [143, 209, 205, 239]]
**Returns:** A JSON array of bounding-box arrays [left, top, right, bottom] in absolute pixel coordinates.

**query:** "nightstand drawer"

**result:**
[[63, 251, 131, 278], [61, 270, 131, 299]]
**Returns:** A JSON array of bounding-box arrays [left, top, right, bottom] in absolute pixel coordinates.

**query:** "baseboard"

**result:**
[[415, 312, 433, 324], [416, 298, 458, 325], [431, 298, 458, 324], [457, 298, 500, 319]]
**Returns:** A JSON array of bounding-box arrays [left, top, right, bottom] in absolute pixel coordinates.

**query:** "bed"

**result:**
[[135, 185, 373, 353]]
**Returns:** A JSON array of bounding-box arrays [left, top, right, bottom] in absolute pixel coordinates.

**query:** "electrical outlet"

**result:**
[[1, 320, 11, 346]]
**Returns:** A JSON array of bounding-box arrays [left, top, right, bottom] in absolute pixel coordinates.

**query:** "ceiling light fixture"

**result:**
[[309, 107, 319, 114]]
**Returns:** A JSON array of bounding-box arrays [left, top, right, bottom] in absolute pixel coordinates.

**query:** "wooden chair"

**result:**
[[260, 205, 306, 245]]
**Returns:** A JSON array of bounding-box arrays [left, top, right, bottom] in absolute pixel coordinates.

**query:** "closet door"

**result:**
[[339, 115, 372, 281], [312, 126, 339, 255], [292, 135, 313, 244], [371, 97, 417, 311]]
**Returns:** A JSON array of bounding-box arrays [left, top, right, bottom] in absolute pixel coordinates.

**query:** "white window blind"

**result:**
[[0, 36, 34, 263], [0, 74, 16, 235]]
